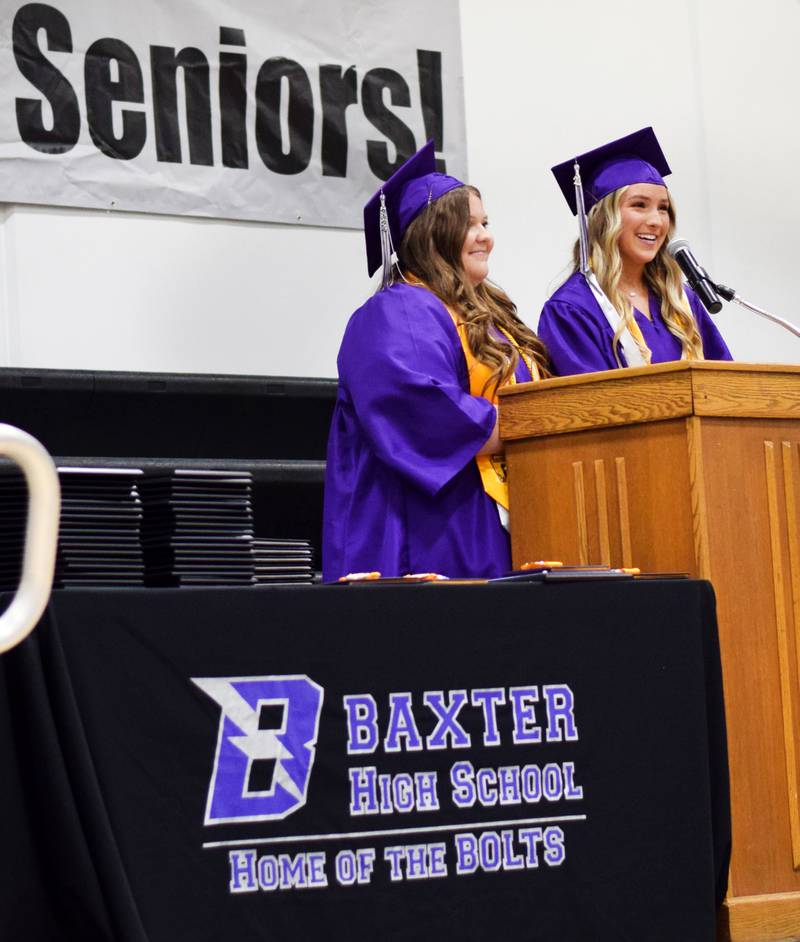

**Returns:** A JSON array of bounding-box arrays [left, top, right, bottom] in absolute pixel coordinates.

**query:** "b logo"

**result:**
[[193, 675, 324, 825]]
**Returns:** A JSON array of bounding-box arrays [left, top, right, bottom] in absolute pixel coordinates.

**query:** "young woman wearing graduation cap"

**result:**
[[538, 127, 732, 375], [322, 141, 550, 581]]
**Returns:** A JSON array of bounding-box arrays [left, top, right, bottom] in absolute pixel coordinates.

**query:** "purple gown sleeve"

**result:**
[[684, 286, 734, 361], [338, 284, 496, 497], [537, 298, 619, 375]]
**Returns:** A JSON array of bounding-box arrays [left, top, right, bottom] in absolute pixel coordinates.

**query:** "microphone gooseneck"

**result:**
[[713, 282, 800, 340]]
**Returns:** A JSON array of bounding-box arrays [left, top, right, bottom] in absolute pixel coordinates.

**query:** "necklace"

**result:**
[[620, 282, 641, 299]]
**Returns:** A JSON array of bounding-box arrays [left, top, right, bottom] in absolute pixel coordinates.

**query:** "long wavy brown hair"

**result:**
[[572, 186, 705, 365], [396, 184, 551, 390]]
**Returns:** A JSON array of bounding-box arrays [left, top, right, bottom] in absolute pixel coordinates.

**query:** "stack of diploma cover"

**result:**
[[56, 467, 146, 587], [0, 466, 146, 589], [251, 537, 314, 585], [0, 464, 316, 591], [140, 469, 255, 587]]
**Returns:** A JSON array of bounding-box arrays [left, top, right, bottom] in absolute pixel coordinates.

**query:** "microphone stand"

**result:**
[[715, 284, 800, 340]]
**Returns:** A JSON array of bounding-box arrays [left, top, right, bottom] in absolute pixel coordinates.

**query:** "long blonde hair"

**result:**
[[397, 185, 551, 390], [572, 186, 704, 366]]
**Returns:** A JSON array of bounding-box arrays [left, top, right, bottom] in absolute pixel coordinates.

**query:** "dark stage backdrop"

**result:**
[[1, 581, 730, 942]]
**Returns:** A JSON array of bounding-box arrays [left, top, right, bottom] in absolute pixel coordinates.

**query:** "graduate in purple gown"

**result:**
[[538, 127, 732, 375], [323, 142, 550, 581]]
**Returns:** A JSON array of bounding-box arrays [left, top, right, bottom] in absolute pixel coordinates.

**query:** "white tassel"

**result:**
[[573, 161, 590, 275], [378, 191, 395, 290]]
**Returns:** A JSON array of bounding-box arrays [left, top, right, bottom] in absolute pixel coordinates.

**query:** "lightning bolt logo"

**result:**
[[193, 675, 324, 825]]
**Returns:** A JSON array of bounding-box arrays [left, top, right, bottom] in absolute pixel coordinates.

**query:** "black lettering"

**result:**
[[361, 68, 415, 180], [219, 26, 245, 47], [319, 65, 357, 178], [219, 47, 248, 169], [84, 38, 146, 161], [417, 50, 446, 173], [255, 57, 313, 175], [151, 46, 213, 166], [13, 3, 80, 154]]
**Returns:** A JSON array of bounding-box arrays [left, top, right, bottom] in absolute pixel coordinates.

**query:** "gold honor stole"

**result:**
[[404, 279, 540, 510], [447, 310, 540, 511]]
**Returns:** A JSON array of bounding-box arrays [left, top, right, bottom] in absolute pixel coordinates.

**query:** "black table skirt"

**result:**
[[1, 580, 730, 942]]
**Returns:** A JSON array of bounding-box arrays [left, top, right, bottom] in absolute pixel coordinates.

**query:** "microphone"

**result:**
[[666, 238, 723, 314]]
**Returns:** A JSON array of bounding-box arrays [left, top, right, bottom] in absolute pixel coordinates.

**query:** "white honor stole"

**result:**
[[583, 271, 648, 368]]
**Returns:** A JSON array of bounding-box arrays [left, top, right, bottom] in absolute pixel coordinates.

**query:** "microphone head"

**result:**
[[667, 238, 690, 257]]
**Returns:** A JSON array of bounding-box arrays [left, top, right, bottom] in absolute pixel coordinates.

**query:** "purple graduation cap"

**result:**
[[551, 126, 671, 215], [363, 140, 463, 286], [551, 127, 671, 273]]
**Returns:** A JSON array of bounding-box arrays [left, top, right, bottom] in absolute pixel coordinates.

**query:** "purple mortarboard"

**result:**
[[364, 140, 463, 283], [551, 127, 671, 215]]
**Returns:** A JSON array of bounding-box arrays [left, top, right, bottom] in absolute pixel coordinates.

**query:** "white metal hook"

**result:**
[[0, 425, 60, 654]]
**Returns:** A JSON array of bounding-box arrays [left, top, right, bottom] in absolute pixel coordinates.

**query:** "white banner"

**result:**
[[0, 0, 466, 228]]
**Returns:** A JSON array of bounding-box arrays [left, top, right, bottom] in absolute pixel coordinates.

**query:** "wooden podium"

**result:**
[[499, 362, 800, 942]]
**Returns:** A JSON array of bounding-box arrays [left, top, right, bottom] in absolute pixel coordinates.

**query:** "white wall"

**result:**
[[1, 0, 799, 377], [0, 203, 364, 375], [462, 0, 800, 366]]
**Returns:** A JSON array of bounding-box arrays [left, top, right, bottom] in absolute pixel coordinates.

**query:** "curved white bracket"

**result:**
[[0, 424, 60, 655]]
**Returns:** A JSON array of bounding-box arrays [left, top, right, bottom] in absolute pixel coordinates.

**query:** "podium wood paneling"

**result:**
[[499, 362, 800, 941]]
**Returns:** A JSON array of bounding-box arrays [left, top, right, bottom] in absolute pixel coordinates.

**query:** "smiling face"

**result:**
[[460, 191, 494, 286], [616, 184, 671, 274]]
